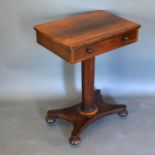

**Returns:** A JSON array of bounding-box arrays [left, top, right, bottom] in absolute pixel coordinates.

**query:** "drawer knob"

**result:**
[[122, 36, 129, 41], [87, 48, 93, 54]]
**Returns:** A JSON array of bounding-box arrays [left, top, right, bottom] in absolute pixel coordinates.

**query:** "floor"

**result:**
[[0, 96, 155, 155]]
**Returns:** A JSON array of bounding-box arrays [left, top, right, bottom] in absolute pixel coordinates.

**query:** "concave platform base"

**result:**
[[46, 90, 128, 145]]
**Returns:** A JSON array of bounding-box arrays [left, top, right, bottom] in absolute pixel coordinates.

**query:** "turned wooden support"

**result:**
[[45, 57, 128, 145], [81, 58, 95, 112]]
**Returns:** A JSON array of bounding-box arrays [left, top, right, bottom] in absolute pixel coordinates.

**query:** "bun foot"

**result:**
[[118, 110, 128, 117], [46, 118, 56, 124], [69, 137, 81, 145]]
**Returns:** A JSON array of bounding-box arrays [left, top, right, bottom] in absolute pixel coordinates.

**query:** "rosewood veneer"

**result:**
[[34, 10, 140, 145]]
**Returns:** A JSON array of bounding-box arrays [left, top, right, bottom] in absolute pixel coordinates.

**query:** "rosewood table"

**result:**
[[34, 10, 140, 145]]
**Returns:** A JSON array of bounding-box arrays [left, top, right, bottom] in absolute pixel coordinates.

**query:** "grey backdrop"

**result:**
[[0, 0, 155, 99], [1, 1, 155, 155]]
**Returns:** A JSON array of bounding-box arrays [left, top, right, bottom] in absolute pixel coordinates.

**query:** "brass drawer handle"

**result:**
[[122, 35, 129, 41], [87, 48, 94, 54]]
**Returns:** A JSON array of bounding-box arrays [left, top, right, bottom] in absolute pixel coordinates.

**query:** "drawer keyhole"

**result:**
[[87, 48, 93, 54]]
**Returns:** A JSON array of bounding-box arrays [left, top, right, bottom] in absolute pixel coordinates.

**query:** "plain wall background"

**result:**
[[0, 0, 155, 100]]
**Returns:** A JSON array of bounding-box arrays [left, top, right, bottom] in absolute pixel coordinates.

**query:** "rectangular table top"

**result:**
[[34, 10, 140, 63]]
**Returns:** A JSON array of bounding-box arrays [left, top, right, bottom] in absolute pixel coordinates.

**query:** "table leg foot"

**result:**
[[118, 110, 128, 117], [69, 136, 81, 145]]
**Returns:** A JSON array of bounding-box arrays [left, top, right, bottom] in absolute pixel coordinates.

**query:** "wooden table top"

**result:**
[[34, 10, 140, 48], [34, 10, 140, 63]]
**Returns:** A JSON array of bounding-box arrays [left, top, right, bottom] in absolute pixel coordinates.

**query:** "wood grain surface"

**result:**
[[34, 10, 140, 63]]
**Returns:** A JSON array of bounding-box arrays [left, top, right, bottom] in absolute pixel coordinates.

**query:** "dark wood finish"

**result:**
[[74, 29, 138, 62], [34, 10, 140, 145], [34, 10, 140, 64], [81, 58, 95, 112], [46, 90, 127, 145]]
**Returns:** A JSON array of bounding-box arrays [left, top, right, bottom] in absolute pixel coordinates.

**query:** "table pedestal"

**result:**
[[46, 57, 128, 145]]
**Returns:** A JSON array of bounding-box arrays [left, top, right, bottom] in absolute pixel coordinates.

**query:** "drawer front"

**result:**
[[73, 29, 138, 63]]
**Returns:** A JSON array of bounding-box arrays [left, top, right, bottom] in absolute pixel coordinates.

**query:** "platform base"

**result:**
[[46, 90, 128, 145]]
